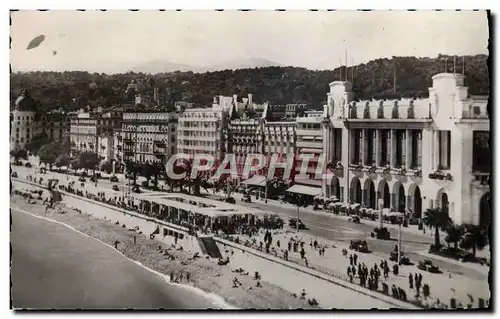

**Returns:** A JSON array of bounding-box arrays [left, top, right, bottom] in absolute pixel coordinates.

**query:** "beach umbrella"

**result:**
[[26, 35, 46, 50]]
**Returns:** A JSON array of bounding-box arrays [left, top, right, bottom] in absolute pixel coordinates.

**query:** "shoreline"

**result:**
[[11, 194, 317, 309]]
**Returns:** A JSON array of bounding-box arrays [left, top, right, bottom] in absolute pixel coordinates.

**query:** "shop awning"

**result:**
[[241, 175, 267, 187], [286, 184, 322, 196]]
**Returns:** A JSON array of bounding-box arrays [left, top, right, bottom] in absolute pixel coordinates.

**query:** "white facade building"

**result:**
[[322, 72, 490, 227]]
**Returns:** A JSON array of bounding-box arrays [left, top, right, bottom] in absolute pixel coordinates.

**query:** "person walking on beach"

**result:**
[[300, 247, 305, 259]]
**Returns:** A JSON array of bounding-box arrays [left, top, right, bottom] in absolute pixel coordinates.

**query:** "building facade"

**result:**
[[177, 99, 231, 162], [322, 73, 490, 226], [69, 109, 122, 156], [10, 90, 70, 151], [293, 111, 324, 192], [121, 112, 178, 164]]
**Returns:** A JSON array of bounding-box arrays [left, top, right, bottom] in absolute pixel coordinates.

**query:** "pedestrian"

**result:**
[[349, 254, 353, 265], [288, 241, 292, 251], [314, 240, 318, 249], [353, 253, 358, 265], [300, 247, 305, 259], [352, 266, 356, 277], [305, 258, 309, 267], [347, 266, 351, 276], [277, 240, 280, 248], [409, 273, 414, 289]]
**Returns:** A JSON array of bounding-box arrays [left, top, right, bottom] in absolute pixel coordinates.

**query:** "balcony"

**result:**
[[124, 150, 134, 156], [123, 138, 134, 145], [154, 140, 166, 147]]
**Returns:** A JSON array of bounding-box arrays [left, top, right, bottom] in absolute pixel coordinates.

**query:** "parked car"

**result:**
[[112, 185, 119, 191], [25, 162, 32, 168], [349, 240, 369, 253], [289, 218, 306, 229], [389, 250, 411, 265], [349, 216, 361, 223], [242, 194, 251, 203], [78, 177, 86, 182], [418, 260, 440, 273], [132, 186, 141, 193], [90, 176, 96, 182], [11, 172, 18, 178], [80, 171, 88, 177], [109, 175, 119, 183], [225, 197, 236, 204]]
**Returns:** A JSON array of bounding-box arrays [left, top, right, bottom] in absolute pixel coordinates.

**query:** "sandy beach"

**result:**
[[11, 193, 317, 309]]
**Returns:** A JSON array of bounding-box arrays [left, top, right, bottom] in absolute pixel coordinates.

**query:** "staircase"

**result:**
[[197, 236, 222, 259]]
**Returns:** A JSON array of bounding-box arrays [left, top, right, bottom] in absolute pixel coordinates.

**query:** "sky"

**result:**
[[10, 10, 489, 74]]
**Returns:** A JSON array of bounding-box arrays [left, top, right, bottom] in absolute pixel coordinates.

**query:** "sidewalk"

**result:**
[[229, 227, 490, 309], [201, 189, 444, 239]]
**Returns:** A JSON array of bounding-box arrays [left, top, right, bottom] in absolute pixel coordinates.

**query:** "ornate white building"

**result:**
[[322, 72, 490, 227], [10, 90, 69, 152], [121, 111, 178, 164]]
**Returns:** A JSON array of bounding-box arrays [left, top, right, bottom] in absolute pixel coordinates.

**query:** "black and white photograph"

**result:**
[[8, 9, 491, 311]]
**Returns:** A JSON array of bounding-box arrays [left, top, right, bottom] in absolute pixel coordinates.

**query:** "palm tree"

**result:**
[[460, 225, 489, 258], [151, 161, 165, 189], [445, 224, 464, 250], [423, 207, 452, 248], [124, 159, 140, 185]]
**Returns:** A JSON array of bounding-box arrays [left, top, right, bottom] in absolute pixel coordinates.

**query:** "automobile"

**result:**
[[418, 260, 440, 273], [371, 227, 391, 240], [78, 177, 86, 182], [132, 186, 141, 193], [349, 216, 361, 223], [90, 176, 96, 182], [109, 175, 119, 183], [25, 162, 32, 168], [349, 240, 369, 253], [288, 218, 306, 229], [11, 172, 18, 178], [242, 194, 251, 203], [112, 185, 119, 191], [225, 197, 236, 204], [389, 250, 411, 265], [80, 171, 88, 177]]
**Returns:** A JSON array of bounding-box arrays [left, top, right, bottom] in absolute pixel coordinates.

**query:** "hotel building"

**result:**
[[121, 112, 178, 164], [322, 72, 490, 226]]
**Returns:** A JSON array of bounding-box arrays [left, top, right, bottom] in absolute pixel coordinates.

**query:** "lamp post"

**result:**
[[398, 219, 402, 265], [296, 194, 303, 233]]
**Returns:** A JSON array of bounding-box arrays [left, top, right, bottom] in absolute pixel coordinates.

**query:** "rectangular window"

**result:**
[[367, 129, 375, 165], [352, 130, 361, 164], [333, 128, 342, 162], [380, 130, 389, 166], [438, 131, 451, 170], [472, 131, 490, 172]]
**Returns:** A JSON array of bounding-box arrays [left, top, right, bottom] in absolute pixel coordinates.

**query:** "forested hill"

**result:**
[[10, 54, 489, 112]]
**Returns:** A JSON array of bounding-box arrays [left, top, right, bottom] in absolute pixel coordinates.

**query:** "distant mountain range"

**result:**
[[127, 57, 283, 74]]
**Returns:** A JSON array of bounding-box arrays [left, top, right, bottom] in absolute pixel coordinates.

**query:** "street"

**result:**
[[10, 207, 222, 309], [13, 165, 488, 281]]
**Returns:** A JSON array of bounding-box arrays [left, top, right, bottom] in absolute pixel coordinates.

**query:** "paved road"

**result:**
[[11, 208, 223, 309], [13, 165, 487, 280]]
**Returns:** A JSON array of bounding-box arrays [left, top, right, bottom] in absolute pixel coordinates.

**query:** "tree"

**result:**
[[77, 151, 99, 171], [38, 142, 62, 168], [423, 207, 453, 248], [151, 161, 165, 189], [26, 133, 50, 155], [445, 224, 464, 250], [140, 161, 154, 184], [100, 160, 114, 174], [460, 225, 489, 258], [10, 149, 27, 161], [54, 153, 71, 168], [125, 159, 140, 185]]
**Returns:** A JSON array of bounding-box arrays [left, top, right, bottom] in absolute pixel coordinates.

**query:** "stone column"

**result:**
[[406, 130, 412, 169], [390, 192, 396, 210], [433, 131, 439, 170], [362, 129, 368, 166], [390, 129, 397, 168], [374, 130, 380, 167]]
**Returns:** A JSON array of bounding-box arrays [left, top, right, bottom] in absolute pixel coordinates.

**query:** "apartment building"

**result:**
[[121, 111, 178, 164]]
